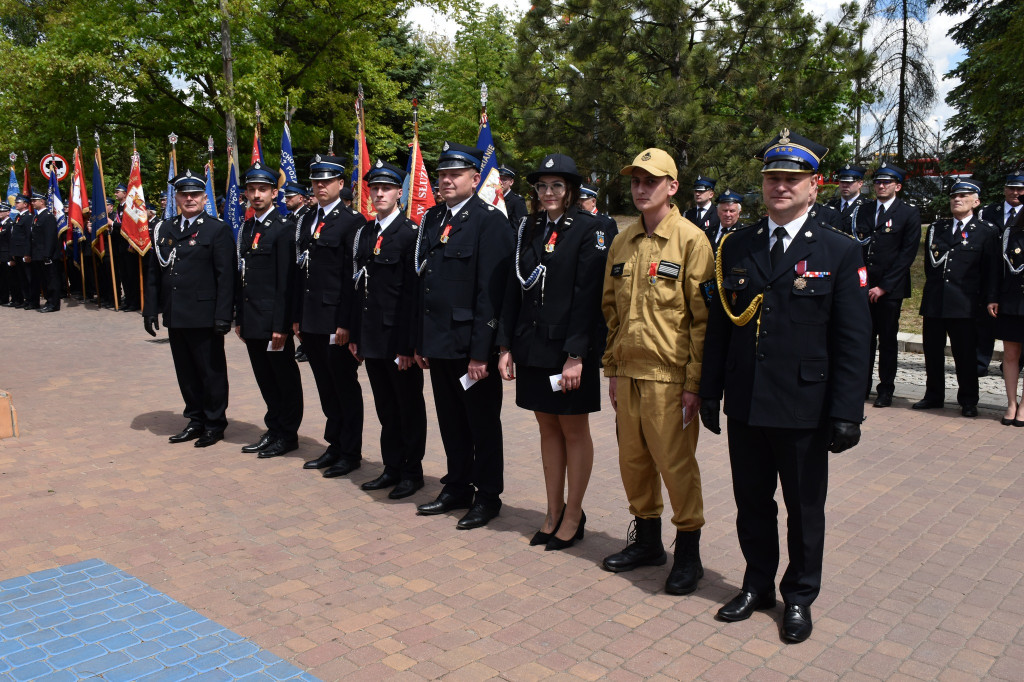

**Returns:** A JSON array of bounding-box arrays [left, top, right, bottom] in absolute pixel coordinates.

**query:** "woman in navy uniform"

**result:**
[[234, 162, 303, 458], [987, 211, 1024, 425], [350, 160, 427, 499], [291, 155, 366, 477], [144, 170, 236, 447], [498, 154, 609, 550]]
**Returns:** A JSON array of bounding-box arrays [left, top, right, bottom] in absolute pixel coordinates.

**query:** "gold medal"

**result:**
[[545, 244, 554, 253], [1016, 247, 1022, 254], [794, 277, 807, 290]]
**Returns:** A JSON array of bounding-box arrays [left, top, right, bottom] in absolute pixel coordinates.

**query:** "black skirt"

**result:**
[[995, 313, 1024, 343], [515, 363, 602, 415]]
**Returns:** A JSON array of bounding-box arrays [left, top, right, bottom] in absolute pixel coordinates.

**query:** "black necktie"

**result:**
[[876, 205, 885, 228], [1009, 208, 1018, 226], [696, 208, 704, 222], [770, 226, 787, 268], [954, 220, 963, 239]]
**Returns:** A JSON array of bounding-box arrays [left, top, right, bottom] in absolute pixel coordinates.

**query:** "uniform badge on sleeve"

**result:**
[[700, 279, 716, 307], [858, 267, 868, 287], [595, 231, 606, 250]]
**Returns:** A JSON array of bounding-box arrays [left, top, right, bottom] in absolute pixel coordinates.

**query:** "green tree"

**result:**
[[934, 0, 1024, 201], [505, 0, 871, 211]]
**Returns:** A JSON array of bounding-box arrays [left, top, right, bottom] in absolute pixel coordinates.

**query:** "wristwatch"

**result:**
[[568, 354, 582, 360]]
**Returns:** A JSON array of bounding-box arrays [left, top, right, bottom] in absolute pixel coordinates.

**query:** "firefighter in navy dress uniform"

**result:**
[[825, 164, 867, 235], [853, 163, 921, 407], [9, 195, 33, 308], [145, 170, 236, 447], [979, 172, 1024, 375], [497, 154, 609, 551], [0, 203, 13, 306], [683, 175, 719, 244], [913, 180, 999, 417], [349, 159, 427, 500], [292, 155, 366, 477], [234, 162, 303, 458], [499, 165, 529, 230], [413, 141, 514, 530], [700, 129, 871, 643], [578, 182, 619, 241], [710, 189, 746, 251], [29, 192, 62, 313]]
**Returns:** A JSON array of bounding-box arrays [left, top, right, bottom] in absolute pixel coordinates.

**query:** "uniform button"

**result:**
[[757, 353, 765, 360], [760, 331, 767, 337], [765, 284, 772, 291], [425, 308, 431, 313], [425, 288, 431, 293], [532, 321, 537, 327], [533, 301, 538, 306], [764, 306, 771, 313], [819, 372, 825, 379]]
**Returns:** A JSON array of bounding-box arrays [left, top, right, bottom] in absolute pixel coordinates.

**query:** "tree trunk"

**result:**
[[220, 0, 239, 170], [896, 0, 909, 165]]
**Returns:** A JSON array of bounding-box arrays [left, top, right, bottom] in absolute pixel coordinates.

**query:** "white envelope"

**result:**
[[267, 341, 283, 352], [460, 373, 478, 391], [549, 374, 563, 392]]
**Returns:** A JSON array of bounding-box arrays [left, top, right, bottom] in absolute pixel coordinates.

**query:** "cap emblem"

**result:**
[[779, 128, 791, 145], [375, 159, 383, 168], [185, 170, 193, 178], [314, 154, 321, 163], [545, 158, 554, 168], [254, 162, 261, 169], [641, 151, 652, 161], [443, 142, 450, 151]]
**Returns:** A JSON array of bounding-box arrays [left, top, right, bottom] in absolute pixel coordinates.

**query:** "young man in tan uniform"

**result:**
[[601, 148, 715, 595]]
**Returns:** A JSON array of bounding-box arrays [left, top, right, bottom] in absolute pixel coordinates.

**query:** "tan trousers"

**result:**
[[616, 377, 704, 531]]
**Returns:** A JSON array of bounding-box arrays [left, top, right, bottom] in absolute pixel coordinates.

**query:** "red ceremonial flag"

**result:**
[[354, 87, 375, 220], [406, 103, 435, 226], [68, 147, 89, 233], [244, 123, 264, 221], [22, 164, 31, 201], [121, 150, 151, 255]]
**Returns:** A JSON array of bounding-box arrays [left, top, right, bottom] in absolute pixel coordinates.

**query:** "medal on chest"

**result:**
[[313, 221, 325, 240], [961, 229, 969, 246], [440, 223, 452, 244], [188, 232, 198, 246], [648, 261, 658, 285], [545, 230, 558, 253], [251, 232, 261, 250], [374, 234, 383, 255]]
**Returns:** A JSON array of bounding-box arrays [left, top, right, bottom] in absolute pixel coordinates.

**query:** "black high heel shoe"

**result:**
[[530, 507, 565, 546], [545, 511, 586, 551]]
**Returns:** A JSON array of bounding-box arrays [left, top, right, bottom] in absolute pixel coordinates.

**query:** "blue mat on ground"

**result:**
[[0, 559, 319, 681]]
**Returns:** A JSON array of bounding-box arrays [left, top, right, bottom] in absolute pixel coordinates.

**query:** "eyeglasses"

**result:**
[[873, 179, 895, 185], [534, 182, 567, 195]]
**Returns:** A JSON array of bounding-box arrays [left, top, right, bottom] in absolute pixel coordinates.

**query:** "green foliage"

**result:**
[[934, 0, 1024, 202]]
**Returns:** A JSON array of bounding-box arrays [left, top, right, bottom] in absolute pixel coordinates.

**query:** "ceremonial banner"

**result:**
[[353, 87, 375, 220], [276, 120, 297, 215], [164, 149, 178, 220], [475, 105, 507, 216], [224, 153, 244, 242], [120, 151, 151, 256], [404, 101, 435, 226], [6, 165, 17, 205], [91, 147, 109, 257], [203, 162, 218, 218], [68, 147, 89, 234], [48, 162, 69, 240]]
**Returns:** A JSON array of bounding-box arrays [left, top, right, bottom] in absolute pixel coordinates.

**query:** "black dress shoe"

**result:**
[[168, 425, 203, 443], [1001, 416, 1015, 426], [1014, 419, 1024, 428], [912, 398, 943, 410], [303, 451, 340, 470], [38, 305, 56, 313], [456, 503, 500, 530], [546, 511, 585, 551], [961, 405, 978, 417], [716, 590, 777, 622], [416, 492, 473, 516], [322, 459, 361, 478], [530, 507, 566, 546], [388, 478, 424, 500], [241, 432, 273, 453], [295, 351, 309, 362], [782, 604, 813, 643], [361, 471, 400, 491], [194, 430, 224, 448], [872, 392, 892, 408], [257, 439, 298, 458]]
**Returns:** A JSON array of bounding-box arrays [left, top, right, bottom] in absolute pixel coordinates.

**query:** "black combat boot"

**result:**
[[664, 529, 704, 595], [602, 517, 667, 572]]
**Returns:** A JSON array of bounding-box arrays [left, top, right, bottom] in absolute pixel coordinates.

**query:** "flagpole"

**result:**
[[75, 129, 87, 300], [133, 132, 144, 311], [356, 84, 364, 214], [95, 133, 118, 310]]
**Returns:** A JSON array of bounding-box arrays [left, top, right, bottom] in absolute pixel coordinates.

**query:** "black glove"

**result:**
[[829, 420, 861, 453], [699, 399, 721, 435], [144, 316, 159, 337], [214, 320, 231, 335]]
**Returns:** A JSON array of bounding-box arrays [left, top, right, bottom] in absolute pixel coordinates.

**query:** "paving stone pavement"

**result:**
[[1, 301, 1022, 681]]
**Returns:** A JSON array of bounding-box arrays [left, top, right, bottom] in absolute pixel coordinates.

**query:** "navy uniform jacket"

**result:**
[[996, 226, 1024, 316], [826, 195, 867, 235], [0, 217, 11, 262], [919, 216, 999, 318], [351, 212, 419, 359], [236, 209, 295, 339], [293, 202, 366, 335], [30, 209, 61, 261], [853, 198, 921, 299], [504, 191, 529, 232], [684, 205, 720, 245], [981, 202, 1018, 228], [416, 195, 514, 360], [809, 202, 843, 230], [700, 216, 871, 428], [144, 212, 236, 328], [10, 212, 32, 259], [497, 207, 609, 367]]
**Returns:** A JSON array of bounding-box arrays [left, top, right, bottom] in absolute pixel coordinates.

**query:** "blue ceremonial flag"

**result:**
[[164, 152, 178, 220], [350, 136, 360, 189], [400, 147, 413, 214], [276, 121, 298, 215], [224, 154, 244, 242], [203, 162, 218, 218], [90, 148, 110, 256], [475, 109, 507, 216], [6, 166, 17, 206], [48, 164, 68, 234]]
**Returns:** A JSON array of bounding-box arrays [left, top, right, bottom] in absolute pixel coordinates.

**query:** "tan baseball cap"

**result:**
[[619, 148, 677, 181]]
